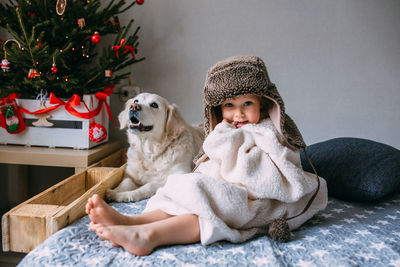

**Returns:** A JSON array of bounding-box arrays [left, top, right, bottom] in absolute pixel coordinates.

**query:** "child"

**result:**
[[86, 55, 328, 256]]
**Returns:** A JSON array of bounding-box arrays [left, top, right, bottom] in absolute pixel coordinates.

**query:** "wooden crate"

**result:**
[[0, 95, 110, 149], [2, 149, 127, 253]]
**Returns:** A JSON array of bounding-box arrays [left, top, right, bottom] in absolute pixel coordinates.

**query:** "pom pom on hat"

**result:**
[[268, 218, 291, 242]]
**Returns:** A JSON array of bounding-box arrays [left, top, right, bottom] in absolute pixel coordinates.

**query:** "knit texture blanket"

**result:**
[[145, 119, 327, 245]]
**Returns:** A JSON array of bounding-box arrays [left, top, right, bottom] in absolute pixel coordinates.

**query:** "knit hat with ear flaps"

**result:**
[[203, 55, 306, 151]]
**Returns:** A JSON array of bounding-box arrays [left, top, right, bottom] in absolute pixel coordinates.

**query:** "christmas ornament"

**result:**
[[56, 0, 67, 15], [2, 39, 22, 72], [112, 39, 125, 58], [5, 105, 20, 132], [91, 32, 101, 44], [51, 65, 58, 73], [32, 100, 54, 127], [136, 0, 144, 5], [51, 56, 58, 73], [89, 121, 107, 143], [28, 68, 40, 78], [0, 95, 26, 134], [105, 69, 112, 77], [77, 18, 86, 29], [1, 59, 10, 72], [112, 39, 136, 61]]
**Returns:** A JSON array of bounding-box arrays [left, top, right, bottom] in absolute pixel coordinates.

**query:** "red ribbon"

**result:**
[[112, 39, 125, 59], [112, 38, 136, 61], [3, 92, 20, 102], [17, 85, 117, 126], [123, 45, 136, 61]]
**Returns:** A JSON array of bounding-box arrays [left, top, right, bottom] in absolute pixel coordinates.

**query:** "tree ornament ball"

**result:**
[[89, 123, 107, 143], [91, 32, 101, 44], [51, 65, 58, 73], [136, 0, 144, 5]]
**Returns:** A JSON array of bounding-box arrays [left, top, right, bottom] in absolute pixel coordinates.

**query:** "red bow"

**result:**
[[112, 39, 136, 61], [20, 85, 117, 127], [123, 45, 136, 61], [112, 39, 125, 59], [4, 93, 20, 102]]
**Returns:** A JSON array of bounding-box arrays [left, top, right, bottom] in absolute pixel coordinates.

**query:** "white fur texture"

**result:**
[[144, 119, 327, 245], [106, 93, 204, 202]]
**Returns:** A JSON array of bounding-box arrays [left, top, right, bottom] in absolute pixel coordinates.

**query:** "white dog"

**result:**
[[106, 92, 204, 202]]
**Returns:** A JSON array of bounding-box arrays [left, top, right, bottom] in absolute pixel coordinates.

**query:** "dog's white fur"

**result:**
[[106, 93, 204, 202]]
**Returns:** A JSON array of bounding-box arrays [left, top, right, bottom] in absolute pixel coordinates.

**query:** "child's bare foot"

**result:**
[[97, 225, 156, 256], [85, 194, 129, 228]]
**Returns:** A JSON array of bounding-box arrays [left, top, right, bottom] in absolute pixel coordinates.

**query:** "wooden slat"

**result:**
[[8, 204, 62, 253], [49, 165, 125, 235], [29, 172, 86, 206], [2, 150, 126, 253], [86, 167, 116, 190]]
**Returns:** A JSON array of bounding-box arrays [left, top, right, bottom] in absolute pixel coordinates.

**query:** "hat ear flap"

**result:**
[[118, 101, 131, 130], [165, 104, 186, 138], [209, 106, 222, 133]]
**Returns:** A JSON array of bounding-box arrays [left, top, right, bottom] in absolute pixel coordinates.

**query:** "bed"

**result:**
[[17, 192, 400, 266], [16, 137, 400, 266]]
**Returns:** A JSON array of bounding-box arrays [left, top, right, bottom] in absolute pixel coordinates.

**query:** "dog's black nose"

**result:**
[[130, 103, 141, 111]]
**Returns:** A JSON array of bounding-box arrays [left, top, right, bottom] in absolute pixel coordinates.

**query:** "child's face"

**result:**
[[221, 94, 261, 128]]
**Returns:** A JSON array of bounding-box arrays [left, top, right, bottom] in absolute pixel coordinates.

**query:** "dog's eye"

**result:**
[[150, 102, 159, 109], [134, 99, 139, 103]]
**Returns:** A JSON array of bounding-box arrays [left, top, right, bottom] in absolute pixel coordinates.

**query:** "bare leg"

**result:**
[[86, 194, 173, 231], [97, 214, 200, 256]]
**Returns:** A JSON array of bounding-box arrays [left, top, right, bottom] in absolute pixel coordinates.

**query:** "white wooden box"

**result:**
[[0, 95, 109, 149]]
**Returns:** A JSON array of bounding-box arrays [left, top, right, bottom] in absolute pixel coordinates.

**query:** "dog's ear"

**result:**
[[118, 101, 131, 130], [165, 104, 186, 138]]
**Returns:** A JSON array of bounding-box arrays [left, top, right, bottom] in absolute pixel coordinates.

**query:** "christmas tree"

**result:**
[[0, 0, 145, 99]]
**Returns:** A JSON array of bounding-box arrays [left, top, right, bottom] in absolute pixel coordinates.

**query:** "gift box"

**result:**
[[0, 94, 111, 149]]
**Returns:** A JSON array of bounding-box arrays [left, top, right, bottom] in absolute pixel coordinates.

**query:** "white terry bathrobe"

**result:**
[[144, 119, 328, 245]]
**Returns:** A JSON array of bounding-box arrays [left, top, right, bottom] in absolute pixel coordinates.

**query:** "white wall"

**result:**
[[118, 0, 400, 149]]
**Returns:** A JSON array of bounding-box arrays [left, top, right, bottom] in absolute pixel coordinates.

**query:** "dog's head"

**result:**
[[119, 92, 187, 141]]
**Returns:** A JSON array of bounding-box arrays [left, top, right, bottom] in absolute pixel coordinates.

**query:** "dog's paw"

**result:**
[[112, 191, 143, 203], [105, 189, 118, 202]]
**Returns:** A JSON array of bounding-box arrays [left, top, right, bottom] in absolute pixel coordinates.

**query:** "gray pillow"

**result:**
[[300, 137, 400, 201]]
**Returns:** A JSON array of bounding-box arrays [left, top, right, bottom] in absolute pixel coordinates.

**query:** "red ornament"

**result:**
[[105, 70, 112, 77], [51, 65, 58, 73], [91, 32, 101, 44], [136, 0, 144, 5], [28, 68, 40, 78], [89, 122, 107, 143]]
